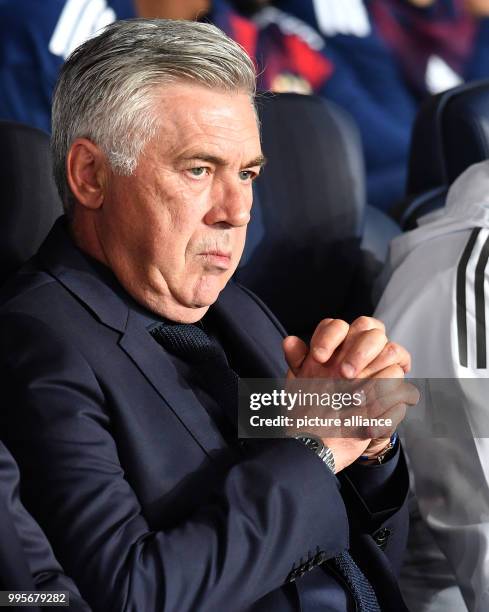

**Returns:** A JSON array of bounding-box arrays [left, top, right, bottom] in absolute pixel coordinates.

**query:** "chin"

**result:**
[[192, 289, 222, 308], [191, 275, 229, 307]]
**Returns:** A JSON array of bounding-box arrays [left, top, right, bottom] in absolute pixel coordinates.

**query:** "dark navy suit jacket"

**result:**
[[0, 440, 89, 611], [0, 220, 409, 611]]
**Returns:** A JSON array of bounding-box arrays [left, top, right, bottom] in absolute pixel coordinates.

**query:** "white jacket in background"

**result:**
[[375, 160, 489, 612]]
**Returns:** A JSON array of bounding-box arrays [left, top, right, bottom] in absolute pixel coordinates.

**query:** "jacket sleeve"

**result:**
[[0, 441, 90, 611], [340, 445, 409, 576], [0, 313, 353, 612]]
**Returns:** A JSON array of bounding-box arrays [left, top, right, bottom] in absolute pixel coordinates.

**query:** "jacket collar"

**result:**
[[37, 217, 129, 333]]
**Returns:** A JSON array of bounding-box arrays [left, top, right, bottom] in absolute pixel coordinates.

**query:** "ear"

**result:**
[[66, 138, 108, 210]]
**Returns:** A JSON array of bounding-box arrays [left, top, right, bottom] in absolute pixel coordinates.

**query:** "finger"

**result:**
[[366, 374, 420, 419], [309, 319, 349, 364], [336, 328, 388, 379], [372, 364, 405, 379], [367, 402, 407, 439], [359, 342, 411, 378], [349, 316, 386, 335], [333, 317, 386, 369], [283, 336, 308, 376]]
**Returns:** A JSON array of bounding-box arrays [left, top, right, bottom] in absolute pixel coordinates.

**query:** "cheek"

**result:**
[[232, 227, 248, 262], [157, 179, 208, 230], [152, 202, 208, 270]]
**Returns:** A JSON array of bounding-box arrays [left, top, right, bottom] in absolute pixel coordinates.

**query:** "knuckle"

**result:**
[[373, 318, 386, 333], [361, 328, 387, 347], [352, 316, 385, 333], [314, 319, 348, 342], [351, 316, 374, 331], [384, 341, 399, 358], [313, 318, 335, 338], [319, 317, 334, 327], [329, 318, 349, 333]]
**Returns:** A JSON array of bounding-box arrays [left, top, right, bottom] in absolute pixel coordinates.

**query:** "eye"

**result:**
[[188, 167, 208, 178], [239, 170, 257, 181]]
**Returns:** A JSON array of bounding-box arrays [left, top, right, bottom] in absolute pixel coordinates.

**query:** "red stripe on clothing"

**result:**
[[284, 34, 333, 90]]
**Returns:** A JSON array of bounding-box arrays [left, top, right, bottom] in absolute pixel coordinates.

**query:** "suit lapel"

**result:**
[[208, 283, 287, 379], [119, 309, 234, 459]]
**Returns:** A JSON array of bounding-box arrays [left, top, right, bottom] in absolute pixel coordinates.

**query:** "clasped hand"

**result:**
[[283, 317, 419, 472]]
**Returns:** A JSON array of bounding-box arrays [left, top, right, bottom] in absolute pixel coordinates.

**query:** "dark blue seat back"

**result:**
[[0, 121, 62, 284], [236, 93, 395, 335], [395, 79, 489, 229]]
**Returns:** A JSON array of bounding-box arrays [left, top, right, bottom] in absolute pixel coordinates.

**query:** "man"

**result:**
[[0, 19, 416, 611], [0, 441, 90, 610], [0, 0, 210, 133], [375, 160, 489, 611]]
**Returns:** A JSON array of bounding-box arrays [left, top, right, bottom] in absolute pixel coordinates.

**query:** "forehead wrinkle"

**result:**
[[156, 117, 258, 160], [146, 85, 260, 162], [157, 92, 254, 131]]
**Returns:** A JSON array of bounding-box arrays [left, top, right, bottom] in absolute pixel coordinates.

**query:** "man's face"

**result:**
[[94, 84, 262, 322]]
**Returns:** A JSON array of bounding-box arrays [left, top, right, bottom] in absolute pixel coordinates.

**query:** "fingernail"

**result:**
[[341, 362, 356, 378]]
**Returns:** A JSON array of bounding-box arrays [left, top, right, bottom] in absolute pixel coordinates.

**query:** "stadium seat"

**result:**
[[236, 92, 399, 337], [0, 121, 62, 285], [393, 79, 489, 230]]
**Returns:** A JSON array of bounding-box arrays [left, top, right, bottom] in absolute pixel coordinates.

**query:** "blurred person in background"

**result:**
[[210, 0, 334, 95], [225, 0, 417, 212], [0, 0, 210, 133], [224, 0, 489, 212], [371, 0, 481, 97], [465, 0, 489, 81]]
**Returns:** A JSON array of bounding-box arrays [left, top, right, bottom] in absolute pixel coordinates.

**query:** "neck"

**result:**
[[70, 215, 108, 268]]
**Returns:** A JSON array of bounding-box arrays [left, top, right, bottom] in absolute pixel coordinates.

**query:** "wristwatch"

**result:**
[[359, 432, 399, 465], [294, 434, 336, 474]]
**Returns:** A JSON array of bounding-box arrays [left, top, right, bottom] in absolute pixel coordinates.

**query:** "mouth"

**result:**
[[198, 250, 232, 270]]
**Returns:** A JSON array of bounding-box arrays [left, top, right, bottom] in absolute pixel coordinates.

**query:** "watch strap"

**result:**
[[294, 434, 336, 474]]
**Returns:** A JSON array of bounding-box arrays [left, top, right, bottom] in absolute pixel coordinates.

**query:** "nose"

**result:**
[[204, 176, 252, 227]]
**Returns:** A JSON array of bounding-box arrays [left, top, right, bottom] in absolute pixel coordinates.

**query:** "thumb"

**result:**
[[283, 336, 308, 377]]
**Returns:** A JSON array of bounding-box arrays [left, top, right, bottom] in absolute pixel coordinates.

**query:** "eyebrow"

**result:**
[[180, 153, 267, 168]]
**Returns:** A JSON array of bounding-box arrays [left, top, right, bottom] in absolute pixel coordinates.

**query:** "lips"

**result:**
[[199, 250, 232, 269], [204, 250, 231, 259]]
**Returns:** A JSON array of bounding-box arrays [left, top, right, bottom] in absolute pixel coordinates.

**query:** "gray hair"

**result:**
[[51, 19, 257, 214]]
